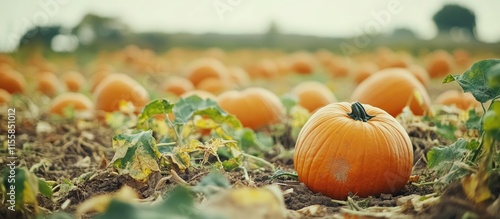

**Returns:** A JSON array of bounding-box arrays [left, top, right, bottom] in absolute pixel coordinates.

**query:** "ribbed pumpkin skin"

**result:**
[[93, 73, 149, 114], [350, 68, 431, 117], [217, 87, 285, 130], [294, 102, 413, 200]]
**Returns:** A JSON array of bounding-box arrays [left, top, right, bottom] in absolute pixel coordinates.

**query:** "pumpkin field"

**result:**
[[1, 45, 499, 219]]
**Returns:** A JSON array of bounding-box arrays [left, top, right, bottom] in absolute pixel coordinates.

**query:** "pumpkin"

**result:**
[[0, 88, 12, 105], [245, 60, 279, 78], [434, 90, 480, 110], [217, 87, 285, 130], [353, 62, 379, 84], [196, 77, 235, 95], [407, 64, 430, 86], [290, 52, 315, 74], [161, 76, 194, 96], [453, 49, 471, 68], [291, 81, 337, 113], [183, 57, 229, 86], [426, 50, 454, 78], [325, 57, 350, 78], [0, 65, 27, 94], [294, 102, 413, 200], [350, 68, 431, 117], [228, 66, 250, 86], [61, 71, 86, 92], [38, 72, 64, 97], [93, 73, 150, 114], [49, 93, 94, 116]]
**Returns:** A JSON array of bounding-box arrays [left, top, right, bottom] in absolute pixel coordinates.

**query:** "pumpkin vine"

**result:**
[[348, 102, 375, 122]]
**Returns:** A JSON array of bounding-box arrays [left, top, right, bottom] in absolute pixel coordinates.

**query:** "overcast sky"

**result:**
[[1, 0, 499, 52]]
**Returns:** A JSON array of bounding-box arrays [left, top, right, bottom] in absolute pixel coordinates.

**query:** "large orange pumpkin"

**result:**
[[217, 87, 285, 130], [350, 68, 431, 117], [294, 102, 413, 200], [291, 81, 337, 113], [434, 90, 480, 110], [93, 73, 150, 114]]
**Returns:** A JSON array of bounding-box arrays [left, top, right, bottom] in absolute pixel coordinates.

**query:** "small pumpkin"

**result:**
[[183, 57, 229, 86], [294, 102, 413, 200], [350, 68, 431, 117], [245, 60, 279, 78], [93, 73, 149, 114], [407, 64, 430, 86], [161, 76, 194, 96], [289, 52, 315, 74], [434, 90, 480, 110], [61, 71, 87, 92], [291, 81, 337, 113], [38, 72, 64, 97], [0, 65, 27, 94], [353, 62, 379, 84], [426, 50, 454, 78], [196, 77, 235, 95], [217, 87, 285, 130], [49, 93, 94, 116]]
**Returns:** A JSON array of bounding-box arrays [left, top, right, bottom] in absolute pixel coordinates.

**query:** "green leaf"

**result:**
[[45, 212, 75, 219], [487, 63, 500, 88], [443, 59, 500, 103], [280, 93, 298, 114], [427, 139, 468, 174], [221, 156, 243, 171], [111, 130, 160, 182], [466, 139, 480, 150], [465, 109, 482, 131], [38, 178, 53, 199], [2, 168, 39, 210], [483, 101, 500, 140], [174, 95, 242, 137], [96, 186, 220, 219], [234, 128, 268, 152], [192, 170, 230, 196], [436, 121, 457, 141], [136, 99, 174, 130]]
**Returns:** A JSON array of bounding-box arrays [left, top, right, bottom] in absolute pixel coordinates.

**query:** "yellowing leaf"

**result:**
[[111, 131, 160, 182]]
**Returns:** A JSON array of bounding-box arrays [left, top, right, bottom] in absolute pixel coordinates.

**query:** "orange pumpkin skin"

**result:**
[[161, 76, 194, 96], [93, 73, 150, 114], [0, 65, 27, 94], [426, 50, 454, 78], [49, 93, 94, 115], [184, 58, 229, 86], [350, 68, 431, 117], [291, 81, 337, 113], [294, 102, 413, 200], [217, 87, 285, 130], [434, 90, 480, 110], [61, 71, 86, 92], [38, 72, 64, 97]]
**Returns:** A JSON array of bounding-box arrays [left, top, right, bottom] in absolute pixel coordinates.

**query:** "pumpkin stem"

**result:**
[[348, 102, 375, 122]]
